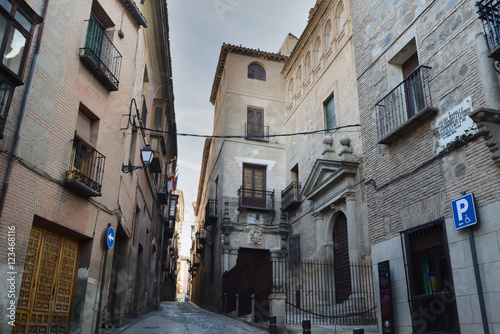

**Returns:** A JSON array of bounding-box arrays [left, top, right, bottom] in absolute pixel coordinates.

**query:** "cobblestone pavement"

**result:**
[[105, 301, 267, 334]]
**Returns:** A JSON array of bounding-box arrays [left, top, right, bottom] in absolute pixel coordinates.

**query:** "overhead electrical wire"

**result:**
[[134, 123, 361, 139]]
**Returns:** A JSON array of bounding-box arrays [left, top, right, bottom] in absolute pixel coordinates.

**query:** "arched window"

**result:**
[[248, 63, 266, 81], [325, 20, 333, 46], [314, 36, 322, 64], [288, 78, 294, 101], [297, 65, 303, 89], [305, 52, 312, 78], [337, 2, 345, 33]]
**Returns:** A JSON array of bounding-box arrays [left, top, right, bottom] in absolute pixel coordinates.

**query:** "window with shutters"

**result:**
[[241, 163, 266, 209], [64, 105, 104, 197], [245, 107, 268, 142], [324, 94, 336, 130]]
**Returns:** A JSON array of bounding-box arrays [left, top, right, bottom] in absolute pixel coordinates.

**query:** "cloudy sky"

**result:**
[[167, 1, 316, 250]]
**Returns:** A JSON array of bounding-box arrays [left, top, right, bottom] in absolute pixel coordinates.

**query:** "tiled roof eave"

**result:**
[[210, 43, 288, 104]]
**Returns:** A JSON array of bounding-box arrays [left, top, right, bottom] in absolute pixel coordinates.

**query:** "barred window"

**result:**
[[289, 234, 301, 264]]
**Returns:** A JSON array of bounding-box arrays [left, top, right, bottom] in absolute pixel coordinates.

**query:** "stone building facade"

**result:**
[[0, 0, 177, 333], [192, 0, 372, 330], [352, 0, 500, 332], [192, 43, 289, 314]]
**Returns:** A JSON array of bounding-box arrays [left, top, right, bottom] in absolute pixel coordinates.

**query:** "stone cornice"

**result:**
[[302, 158, 359, 206], [118, 0, 147, 27]]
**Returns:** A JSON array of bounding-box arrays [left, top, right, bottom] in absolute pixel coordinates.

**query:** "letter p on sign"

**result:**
[[451, 193, 477, 230], [455, 199, 468, 221]]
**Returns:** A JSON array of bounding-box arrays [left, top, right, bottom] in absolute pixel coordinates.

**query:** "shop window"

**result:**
[[402, 219, 460, 333]]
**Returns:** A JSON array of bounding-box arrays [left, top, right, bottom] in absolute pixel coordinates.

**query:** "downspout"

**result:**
[[0, 0, 50, 219]]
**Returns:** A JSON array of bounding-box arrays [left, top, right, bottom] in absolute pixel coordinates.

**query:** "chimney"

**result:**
[[308, 0, 323, 21]]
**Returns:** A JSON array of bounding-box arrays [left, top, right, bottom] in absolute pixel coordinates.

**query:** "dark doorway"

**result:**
[[333, 212, 351, 303], [222, 248, 272, 322]]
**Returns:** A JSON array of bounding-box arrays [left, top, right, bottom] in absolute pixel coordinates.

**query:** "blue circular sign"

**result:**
[[107, 226, 115, 249]]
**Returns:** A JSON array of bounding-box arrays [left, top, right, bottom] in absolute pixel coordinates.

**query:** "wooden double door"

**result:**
[[14, 227, 79, 334]]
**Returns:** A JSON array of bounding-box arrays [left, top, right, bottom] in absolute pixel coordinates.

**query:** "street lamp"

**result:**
[[122, 144, 154, 173]]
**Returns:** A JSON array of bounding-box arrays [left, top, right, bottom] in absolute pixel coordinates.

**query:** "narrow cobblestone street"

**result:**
[[105, 302, 267, 334]]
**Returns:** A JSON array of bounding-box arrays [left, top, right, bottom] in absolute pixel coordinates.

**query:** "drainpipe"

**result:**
[[0, 0, 50, 219]]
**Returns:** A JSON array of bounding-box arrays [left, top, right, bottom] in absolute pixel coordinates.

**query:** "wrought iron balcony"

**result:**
[[245, 123, 269, 142], [281, 182, 302, 212], [64, 145, 105, 198], [477, 0, 500, 61], [205, 199, 218, 226], [157, 174, 168, 205], [375, 66, 437, 144], [238, 187, 275, 211], [79, 14, 122, 91]]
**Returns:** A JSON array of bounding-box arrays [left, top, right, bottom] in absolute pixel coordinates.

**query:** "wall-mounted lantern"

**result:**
[[122, 144, 154, 173]]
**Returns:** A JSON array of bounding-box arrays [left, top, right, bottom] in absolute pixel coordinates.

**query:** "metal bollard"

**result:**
[[302, 319, 311, 334], [353, 329, 364, 334], [269, 315, 277, 334]]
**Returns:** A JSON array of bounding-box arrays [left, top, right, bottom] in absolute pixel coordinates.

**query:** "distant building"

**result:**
[[192, 43, 289, 314], [193, 0, 500, 333], [192, 0, 375, 330]]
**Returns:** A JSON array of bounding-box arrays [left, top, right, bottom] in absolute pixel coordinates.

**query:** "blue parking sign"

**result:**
[[451, 193, 477, 230]]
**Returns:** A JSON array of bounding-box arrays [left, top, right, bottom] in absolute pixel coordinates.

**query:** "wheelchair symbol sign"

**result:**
[[451, 193, 477, 230]]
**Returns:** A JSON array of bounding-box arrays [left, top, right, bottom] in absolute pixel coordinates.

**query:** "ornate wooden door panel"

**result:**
[[14, 227, 79, 334]]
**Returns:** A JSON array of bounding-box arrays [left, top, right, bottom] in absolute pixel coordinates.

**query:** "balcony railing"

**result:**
[[281, 182, 302, 212], [156, 174, 168, 205], [79, 14, 122, 91], [375, 65, 436, 144], [477, 0, 500, 60], [205, 199, 218, 226], [64, 147, 105, 198], [245, 123, 269, 142], [238, 187, 275, 211]]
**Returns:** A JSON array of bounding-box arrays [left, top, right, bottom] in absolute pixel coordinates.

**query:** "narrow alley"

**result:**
[[105, 302, 267, 334]]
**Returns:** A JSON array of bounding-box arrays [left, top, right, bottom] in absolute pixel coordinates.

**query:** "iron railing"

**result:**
[[375, 65, 432, 141], [80, 14, 122, 90], [277, 259, 377, 326], [281, 182, 301, 212], [64, 146, 105, 197], [238, 187, 275, 211], [205, 199, 218, 226], [245, 123, 269, 142], [477, 0, 500, 55]]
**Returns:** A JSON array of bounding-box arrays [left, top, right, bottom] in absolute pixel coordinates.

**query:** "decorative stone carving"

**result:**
[[339, 136, 353, 161], [469, 108, 500, 168], [248, 226, 263, 245], [322, 135, 335, 158]]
